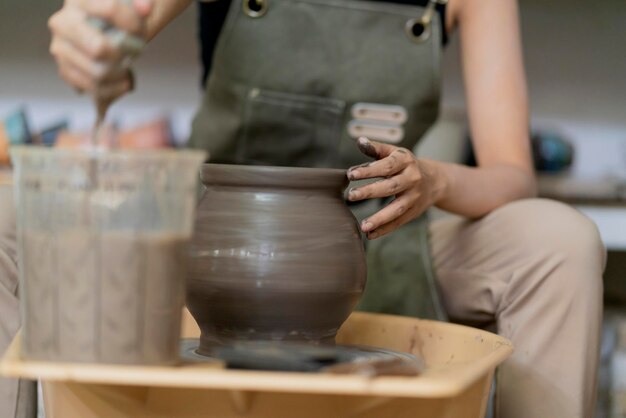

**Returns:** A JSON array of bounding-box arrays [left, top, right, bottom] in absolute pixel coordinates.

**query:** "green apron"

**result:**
[[189, 0, 448, 320]]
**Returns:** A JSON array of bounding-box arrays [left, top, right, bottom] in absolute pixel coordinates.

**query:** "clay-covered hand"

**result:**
[[48, 0, 152, 101], [347, 137, 446, 240]]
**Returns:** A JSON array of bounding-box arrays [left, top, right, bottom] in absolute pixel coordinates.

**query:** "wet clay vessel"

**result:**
[[188, 164, 367, 354]]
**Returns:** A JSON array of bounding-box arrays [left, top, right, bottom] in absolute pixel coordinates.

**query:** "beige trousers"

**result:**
[[0, 184, 36, 418], [430, 198, 605, 418], [0, 189, 604, 418]]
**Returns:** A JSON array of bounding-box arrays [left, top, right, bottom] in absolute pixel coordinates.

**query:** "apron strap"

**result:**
[[405, 0, 448, 43], [241, 0, 446, 44]]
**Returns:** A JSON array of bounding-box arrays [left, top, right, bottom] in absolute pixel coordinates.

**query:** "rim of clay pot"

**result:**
[[201, 164, 349, 191]]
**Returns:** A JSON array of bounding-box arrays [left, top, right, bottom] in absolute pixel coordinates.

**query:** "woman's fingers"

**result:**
[[348, 138, 414, 181], [57, 59, 97, 92], [58, 59, 132, 100], [346, 136, 425, 236], [359, 192, 414, 232], [347, 148, 413, 180], [133, 0, 154, 17], [346, 137, 442, 239], [362, 196, 426, 239], [50, 37, 110, 80], [49, 0, 149, 100], [366, 212, 414, 239], [348, 169, 415, 201], [49, 8, 119, 61], [355, 136, 397, 160], [75, 0, 147, 36]]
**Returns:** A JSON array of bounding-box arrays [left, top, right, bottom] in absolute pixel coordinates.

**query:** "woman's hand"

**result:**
[[48, 0, 153, 101], [347, 137, 448, 240]]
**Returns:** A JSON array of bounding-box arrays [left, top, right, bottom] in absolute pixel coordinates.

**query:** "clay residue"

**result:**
[[349, 162, 372, 171], [357, 137, 379, 159], [347, 162, 372, 181]]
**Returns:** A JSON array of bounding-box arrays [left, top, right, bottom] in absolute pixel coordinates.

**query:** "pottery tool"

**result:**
[[87, 0, 145, 146]]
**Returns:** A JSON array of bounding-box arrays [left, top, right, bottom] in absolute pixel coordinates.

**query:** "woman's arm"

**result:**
[[435, 0, 536, 216], [146, 0, 193, 40], [347, 0, 536, 238]]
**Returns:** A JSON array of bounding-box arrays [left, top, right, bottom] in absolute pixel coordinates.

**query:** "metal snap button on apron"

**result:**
[[243, 0, 268, 18], [405, 0, 447, 43]]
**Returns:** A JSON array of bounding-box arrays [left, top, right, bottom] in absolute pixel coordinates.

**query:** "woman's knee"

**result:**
[[0, 186, 16, 263], [486, 199, 604, 317], [493, 198, 605, 287], [0, 195, 18, 295]]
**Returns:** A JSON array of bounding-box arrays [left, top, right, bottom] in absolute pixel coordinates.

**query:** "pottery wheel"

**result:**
[[180, 339, 425, 376]]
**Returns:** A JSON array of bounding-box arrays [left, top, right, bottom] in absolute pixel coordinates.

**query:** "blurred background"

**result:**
[[1, 0, 625, 416]]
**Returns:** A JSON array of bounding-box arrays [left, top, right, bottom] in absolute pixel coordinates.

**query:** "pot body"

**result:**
[[188, 164, 366, 353]]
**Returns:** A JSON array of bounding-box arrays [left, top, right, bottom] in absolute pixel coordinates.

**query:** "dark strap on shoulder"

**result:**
[[197, 0, 448, 87]]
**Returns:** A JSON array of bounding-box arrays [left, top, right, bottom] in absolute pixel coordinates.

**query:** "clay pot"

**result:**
[[188, 164, 367, 354]]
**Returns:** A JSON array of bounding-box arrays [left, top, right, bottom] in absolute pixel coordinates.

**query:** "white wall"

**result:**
[[441, 0, 626, 126]]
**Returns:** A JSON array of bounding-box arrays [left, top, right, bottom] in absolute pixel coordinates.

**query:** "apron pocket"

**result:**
[[238, 88, 346, 167]]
